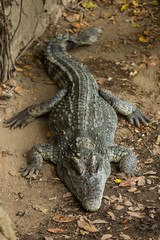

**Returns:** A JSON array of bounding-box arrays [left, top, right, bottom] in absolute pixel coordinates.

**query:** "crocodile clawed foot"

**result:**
[[126, 169, 138, 178], [20, 166, 39, 179], [127, 108, 150, 128]]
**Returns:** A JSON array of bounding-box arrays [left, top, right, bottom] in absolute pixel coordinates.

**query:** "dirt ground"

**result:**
[[0, 1, 160, 239]]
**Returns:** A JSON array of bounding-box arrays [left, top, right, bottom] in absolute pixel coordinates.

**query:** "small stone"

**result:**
[[108, 77, 112, 81], [146, 179, 152, 185]]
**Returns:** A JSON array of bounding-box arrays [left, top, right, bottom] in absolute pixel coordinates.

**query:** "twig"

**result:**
[[61, 0, 78, 13], [16, 36, 36, 61], [11, 0, 23, 41], [32, 0, 45, 30], [72, 0, 84, 9]]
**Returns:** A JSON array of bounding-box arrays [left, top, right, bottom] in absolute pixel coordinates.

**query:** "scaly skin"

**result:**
[[6, 28, 150, 211]]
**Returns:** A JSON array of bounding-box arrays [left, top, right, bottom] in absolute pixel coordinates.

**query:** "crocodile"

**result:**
[[6, 28, 150, 211]]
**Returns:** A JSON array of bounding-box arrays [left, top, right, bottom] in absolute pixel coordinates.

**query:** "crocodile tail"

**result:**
[[66, 27, 102, 50]]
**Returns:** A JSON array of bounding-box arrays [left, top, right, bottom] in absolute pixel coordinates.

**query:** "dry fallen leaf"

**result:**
[[92, 219, 108, 224], [124, 200, 132, 206], [128, 203, 145, 211], [46, 130, 50, 138], [139, 36, 148, 43], [32, 205, 48, 214], [120, 232, 131, 240], [137, 176, 145, 186], [127, 211, 145, 218], [101, 234, 113, 240], [66, 14, 81, 23], [115, 205, 124, 211], [145, 158, 154, 164], [47, 228, 64, 234], [8, 171, 18, 177], [24, 65, 33, 70], [144, 171, 157, 175], [77, 216, 98, 232], [128, 187, 137, 192], [16, 68, 24, 72], [107, 211, 115, 218], [44, 237, 54, 240], [119, 178, 136, 187], [14, 86, 22, 95], [52, 215, 76, 223]]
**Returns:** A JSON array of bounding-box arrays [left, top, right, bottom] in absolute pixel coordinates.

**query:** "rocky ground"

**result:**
[[0, 0, 160, 239]]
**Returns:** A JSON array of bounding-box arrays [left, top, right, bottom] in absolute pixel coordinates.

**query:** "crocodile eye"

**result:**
[[72, 157, 85, 175]]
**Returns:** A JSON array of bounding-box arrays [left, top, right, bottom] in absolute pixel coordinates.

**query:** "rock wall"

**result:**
[[0, 0, 71, 82]]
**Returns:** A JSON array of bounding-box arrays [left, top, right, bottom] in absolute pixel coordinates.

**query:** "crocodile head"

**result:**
[[61, 154, 111, 211]]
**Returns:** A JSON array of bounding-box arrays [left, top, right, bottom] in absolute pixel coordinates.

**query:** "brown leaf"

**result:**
[[16, 68, 24, 72], [24, 65, 33, 70], [128, 203, 145, 211], [92, 219, 108, 224], [148, 55, 159, 67], [156, 135, 160, 144], [8, 170, 18, 177], [32, 205, 48, 214], [144, 171, 157, 175], [44, 237, 54, 240], [124, 200, 132, 206], [128, 187, 137, 192], [47, 228, 64, 234], [138, 63, 146, 69], [66, 14, 81, 23], [107, 211, 115, 218], [120, 232, 131, 240], [52, 215, 76, 223], [119, 178, 136, 187], [77, 216, 98, 232], [14, 86, 22, 95], [101, 234, 113, 240], [137, 176, 145, 186], [145, 158, 154, 164], [72, 22, 81, 28], [115, 205, 124, 210], [127, 211, 145, 218]]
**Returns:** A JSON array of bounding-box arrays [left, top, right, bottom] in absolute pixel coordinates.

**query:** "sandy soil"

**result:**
[[0, 1, 160, 239]]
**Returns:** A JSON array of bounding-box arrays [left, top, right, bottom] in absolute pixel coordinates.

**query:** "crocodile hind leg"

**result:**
[[107, 145, 137, 177], [22, 143, 55, 178], [5, 89, 67, 129], [99, 88, 150, 127]]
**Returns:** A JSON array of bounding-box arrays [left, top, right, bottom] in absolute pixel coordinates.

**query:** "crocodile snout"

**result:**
[[81, 198, 102, 212]]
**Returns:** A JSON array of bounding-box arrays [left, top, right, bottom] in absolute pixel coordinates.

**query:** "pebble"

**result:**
[[108, 77, 112, 81], [146, 179, 152, 185]]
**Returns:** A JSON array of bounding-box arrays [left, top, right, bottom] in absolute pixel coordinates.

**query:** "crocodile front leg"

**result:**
[[5, 89, 67, 129], [107, 145, 137, 177], [99, 88, 150, 127], [22, 143, 55, 178]]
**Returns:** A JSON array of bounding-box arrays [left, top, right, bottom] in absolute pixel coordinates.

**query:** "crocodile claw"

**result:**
[[126, 108, 150, 128], [5, 110, 34, 129], [20, 165, 40, 179]]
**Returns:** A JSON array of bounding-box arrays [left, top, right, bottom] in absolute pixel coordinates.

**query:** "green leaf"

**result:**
[[132, 24, 137, 27], [82, 1, 96, 9], [121, 3, 130, 11]]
